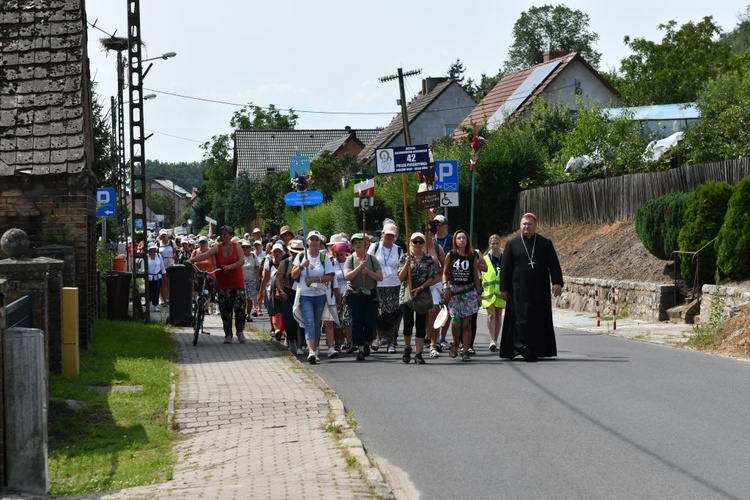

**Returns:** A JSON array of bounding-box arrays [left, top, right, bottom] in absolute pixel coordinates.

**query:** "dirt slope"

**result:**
[[527, 221, 749, 359], [518, 220, 674, 284]]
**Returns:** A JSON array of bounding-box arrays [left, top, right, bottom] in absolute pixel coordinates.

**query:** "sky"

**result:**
[[85, 1, 748, 164]]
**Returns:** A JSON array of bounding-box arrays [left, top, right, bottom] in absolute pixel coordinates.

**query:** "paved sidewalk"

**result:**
[[76, 311, 392, 500], [551, 307, 695, 346]]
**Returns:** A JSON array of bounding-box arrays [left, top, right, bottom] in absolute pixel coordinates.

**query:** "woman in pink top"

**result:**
[[189, 226, 247, 344]]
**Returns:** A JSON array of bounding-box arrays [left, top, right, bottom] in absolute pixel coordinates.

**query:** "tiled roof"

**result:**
[[0, 0, 91, 176], [150, 178, 191, 198], [454, 53, 618, 137], [234, 128, 381, 179], [358, 79, 455, 164]]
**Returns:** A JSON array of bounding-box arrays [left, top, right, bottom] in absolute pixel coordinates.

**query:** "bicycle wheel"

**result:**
[[193, 297, 205, 346]]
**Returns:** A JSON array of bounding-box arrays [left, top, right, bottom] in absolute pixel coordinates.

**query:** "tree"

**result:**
[[252, 171, 290, 232], [146, 191, 175, 227], [445, 59, 499, 102], [199, 104, 298, 227], [677, 182, 733, 287], [684, 61, 750, 163], [616, 17, 735, 105], [310, 151, 363, 201], [715, 175, 750, 279], [720, 7, 750, 55], [225, 172, 258, 229], [504, 4, 601, 73], [91, 82, 113, 186]]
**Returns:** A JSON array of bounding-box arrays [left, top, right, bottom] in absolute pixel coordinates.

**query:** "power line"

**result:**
[[142, 87, 396, 116]]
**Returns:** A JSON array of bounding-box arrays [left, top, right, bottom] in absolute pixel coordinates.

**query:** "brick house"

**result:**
[[0, 0, 98, 353]]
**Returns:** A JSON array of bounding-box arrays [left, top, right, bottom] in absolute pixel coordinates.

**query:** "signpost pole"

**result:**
[[470, 168, 476, 241]]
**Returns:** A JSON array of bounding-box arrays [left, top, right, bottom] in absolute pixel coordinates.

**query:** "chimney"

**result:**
[[543, 50, 568, 62], [422, 77, 449, 95]]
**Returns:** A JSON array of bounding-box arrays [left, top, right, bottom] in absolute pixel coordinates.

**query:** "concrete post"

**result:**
[[3, 327, 48, 495]]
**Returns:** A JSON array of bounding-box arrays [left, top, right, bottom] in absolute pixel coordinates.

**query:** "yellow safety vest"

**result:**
[[481, 254, 506, 309]]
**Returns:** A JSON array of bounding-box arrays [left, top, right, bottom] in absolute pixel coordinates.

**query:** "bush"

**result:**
[[635, 192, 690, 260], [677, 182, 733, 287], [716, 175, 750, 278]]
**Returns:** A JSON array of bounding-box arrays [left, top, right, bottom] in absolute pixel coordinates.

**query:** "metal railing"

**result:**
[[4, 294, 33, 329], [670, 236, 719, 302]]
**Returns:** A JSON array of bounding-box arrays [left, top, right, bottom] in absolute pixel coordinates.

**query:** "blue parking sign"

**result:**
[[433, 160, 458, 192], [96, 187, 115, 217]]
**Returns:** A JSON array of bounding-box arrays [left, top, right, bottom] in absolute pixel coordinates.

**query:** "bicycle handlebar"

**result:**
[[190, 263, 219, 276]]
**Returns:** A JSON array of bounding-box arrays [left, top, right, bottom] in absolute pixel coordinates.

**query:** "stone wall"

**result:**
[[553, 276, 676, 322], [0, 278, 7, 491], [700, 284, 750, 323], [0, 173, 96, 348]]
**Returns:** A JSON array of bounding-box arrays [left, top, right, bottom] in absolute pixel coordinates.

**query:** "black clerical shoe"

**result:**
[[521, 345, 537, 362]]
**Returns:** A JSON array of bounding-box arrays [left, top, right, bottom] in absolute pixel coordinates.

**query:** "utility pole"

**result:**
[[127, 0, 149, 321], [379, 67, 422, 288], [379, 67, 421, 146]]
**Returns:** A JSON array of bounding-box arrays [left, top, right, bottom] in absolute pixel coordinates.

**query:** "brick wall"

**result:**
[[0, 173, 97, 349]]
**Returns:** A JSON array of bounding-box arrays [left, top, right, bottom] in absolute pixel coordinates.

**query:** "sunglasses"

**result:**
[[412, 240, 425, 245]]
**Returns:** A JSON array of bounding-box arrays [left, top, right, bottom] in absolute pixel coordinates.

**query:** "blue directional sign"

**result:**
[[96, 187, 116, 217], [284, 190, 324, 207], [433, 160, 459, 192], [289, 150, 311, 178], [375, 144, 431, 174]]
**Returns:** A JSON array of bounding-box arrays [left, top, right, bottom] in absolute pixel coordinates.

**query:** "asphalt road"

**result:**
[[311, 326, 750, 499]]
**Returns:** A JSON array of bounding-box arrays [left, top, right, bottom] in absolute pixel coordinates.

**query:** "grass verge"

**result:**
[[48, 319, 176, 496]]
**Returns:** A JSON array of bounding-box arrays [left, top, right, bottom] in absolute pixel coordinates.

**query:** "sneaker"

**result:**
[[237, 332, 246, 343], [489, 341, 497, 352], [315, 349, 320, 362], [247, 316, 253, 323], [153, 305, 160, 312], [468, 347, 476, 355], [289, 341, 297, 354], [414, 353, 426, 365], [435, 342, 444, 353], [296, 348, 304, 356], [327, 347, 339, 359], [308, 352, 316, 364], [370, 341, 380, 352], [402, 347, 412, 364], [356, 351, 366, 361], [224, 336, 232, 344], [387, 344, 396, 354], [251, 310, 259, 317], [346, 344, 358, 355], [363, 344, 371, 357], [429, 348, 440, 358]]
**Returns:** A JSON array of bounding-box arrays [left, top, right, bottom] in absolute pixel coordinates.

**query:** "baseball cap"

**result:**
[[271, 242, 285, 253], [433, 214, 446, 224], [252, 227, 262, 233], [279, 225, 293, 237], [383, 223, 397, 236], [410, 232, 426, 242], [158, 228, 168, 236], [350, 233, 366, 242], [147, 242, 158, 251], [307, 230, 322, 240], [197, 236, 208, 244], [240, 239, 252, 247]]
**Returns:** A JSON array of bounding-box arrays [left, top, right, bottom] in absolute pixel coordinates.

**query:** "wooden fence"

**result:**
[[514, 157, 750, 226]]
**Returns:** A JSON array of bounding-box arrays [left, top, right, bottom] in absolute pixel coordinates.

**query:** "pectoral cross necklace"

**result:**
[[521, 234, 536, 269]]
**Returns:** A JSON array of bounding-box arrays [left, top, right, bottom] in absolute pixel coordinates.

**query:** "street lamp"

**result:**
[[142, 52, 176, 79]]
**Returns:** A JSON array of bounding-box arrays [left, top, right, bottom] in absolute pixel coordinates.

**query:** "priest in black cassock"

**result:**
[[499, 213, 563, 361]]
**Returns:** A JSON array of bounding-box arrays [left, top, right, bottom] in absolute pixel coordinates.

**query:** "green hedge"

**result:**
[[677, 182, 733, 286], [716, 175, 750, 278], [635, 192, 690, 261]]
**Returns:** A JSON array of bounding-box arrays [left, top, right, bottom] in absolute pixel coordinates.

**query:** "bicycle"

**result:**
[[191, 265, 218, 346]]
